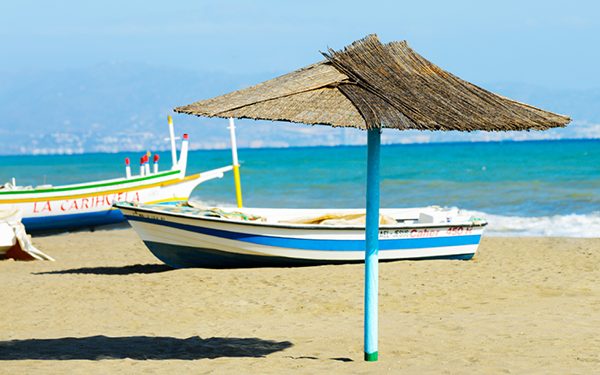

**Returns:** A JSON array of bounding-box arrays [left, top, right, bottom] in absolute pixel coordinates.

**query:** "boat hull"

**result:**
[[142, 241, 476, 268], [118, 204, 485, 268], [22, 209, 126, 232], [0, 167, 231, 232]]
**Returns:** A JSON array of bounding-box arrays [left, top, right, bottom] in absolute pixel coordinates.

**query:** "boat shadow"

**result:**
[[0, 335, 293, 360], [29, 222, 131, 237], [34, 263, 173, 275]]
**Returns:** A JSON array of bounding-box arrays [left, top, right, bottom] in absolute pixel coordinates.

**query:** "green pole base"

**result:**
[[364, 351, 379, 362]]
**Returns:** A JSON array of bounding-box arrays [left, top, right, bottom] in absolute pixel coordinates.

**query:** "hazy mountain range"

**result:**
[[0, 63, 598, 155]]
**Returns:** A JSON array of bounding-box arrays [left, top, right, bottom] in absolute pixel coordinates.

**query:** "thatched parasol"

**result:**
[[176, 34, 569, 131], [175, 34, 570, 362]]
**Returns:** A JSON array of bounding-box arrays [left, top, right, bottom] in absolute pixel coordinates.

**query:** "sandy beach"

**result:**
[[1, 228, 599, 374]]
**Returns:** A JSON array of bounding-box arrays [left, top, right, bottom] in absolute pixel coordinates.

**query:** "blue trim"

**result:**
[[23, 210, 125, 232], [21, 202, 189, 233], [125, 215, 481, 251], [143, 241, 475, 269]]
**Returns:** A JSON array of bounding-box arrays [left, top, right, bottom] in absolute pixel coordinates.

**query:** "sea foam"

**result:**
[[461, 209, 600, 238]]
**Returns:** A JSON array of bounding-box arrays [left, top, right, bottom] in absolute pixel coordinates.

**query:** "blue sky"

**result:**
[[2, 0, 600, 89], [0, 0, 599, 152]]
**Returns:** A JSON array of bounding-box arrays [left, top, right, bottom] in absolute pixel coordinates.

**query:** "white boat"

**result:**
[[0, 117, 232, 232], [116, 119, 487, 268], [115, 202, 487, 268]]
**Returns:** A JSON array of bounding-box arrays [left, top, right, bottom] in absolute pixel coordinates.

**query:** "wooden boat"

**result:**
[[0, 118, 232, 232], [115, 202, 487, 268], [116, 119, 487, 268]]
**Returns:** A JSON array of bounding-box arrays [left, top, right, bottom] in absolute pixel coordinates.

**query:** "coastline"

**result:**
[[1, 228, 599, 373], [1, 137, 599, 157]]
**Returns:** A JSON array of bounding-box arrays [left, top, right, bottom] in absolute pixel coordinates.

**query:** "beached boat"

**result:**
[[116, 119, 487, 268], [0, 118, 232, 232], [115, 202, 487, 268]]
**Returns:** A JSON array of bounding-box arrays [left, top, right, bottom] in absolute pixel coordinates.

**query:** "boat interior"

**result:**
[[122, 200, 486, 228]]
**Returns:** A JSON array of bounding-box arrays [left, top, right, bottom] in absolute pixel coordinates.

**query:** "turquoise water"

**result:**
[[1, 140, 599, 236]]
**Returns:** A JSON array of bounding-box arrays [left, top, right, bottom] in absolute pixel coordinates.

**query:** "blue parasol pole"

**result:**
[[364, 128, 381, 362]]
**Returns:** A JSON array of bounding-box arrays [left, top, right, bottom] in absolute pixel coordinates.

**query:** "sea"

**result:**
[[1, 139, 599, 237]]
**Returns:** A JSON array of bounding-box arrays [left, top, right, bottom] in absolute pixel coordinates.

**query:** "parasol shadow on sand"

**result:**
[[174, 34, 570, 361], [0, 335, 293, 360]]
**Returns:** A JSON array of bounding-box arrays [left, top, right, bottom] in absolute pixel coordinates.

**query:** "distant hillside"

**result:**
[[0, 63, 262, 133], [0, 63, 598, 154]]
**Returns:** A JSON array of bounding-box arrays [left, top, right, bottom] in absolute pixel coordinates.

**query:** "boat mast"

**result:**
[[168, 115, 178, 169], [228, 118, 243, 208], [177, 134, 189, 178]]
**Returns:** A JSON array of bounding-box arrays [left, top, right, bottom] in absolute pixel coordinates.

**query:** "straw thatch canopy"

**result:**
[[175, 34, 570, 131]]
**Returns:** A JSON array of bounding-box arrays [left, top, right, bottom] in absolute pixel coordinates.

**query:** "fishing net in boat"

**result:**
[[281, 212, 396, 226], [140, 202, 266, 222]]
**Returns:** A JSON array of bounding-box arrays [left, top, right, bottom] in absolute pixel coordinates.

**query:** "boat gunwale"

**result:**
[[0, 169, 182, 196], [116, 203, 488, 231]]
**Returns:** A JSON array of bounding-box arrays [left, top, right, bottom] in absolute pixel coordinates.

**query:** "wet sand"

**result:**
[[1, 229, 599, 373]]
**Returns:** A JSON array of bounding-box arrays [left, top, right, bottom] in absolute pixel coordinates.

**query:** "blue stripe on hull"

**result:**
[[23, 210, 125, 232], [144, 241, 475, 269], [125, 215, 481, 251]]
